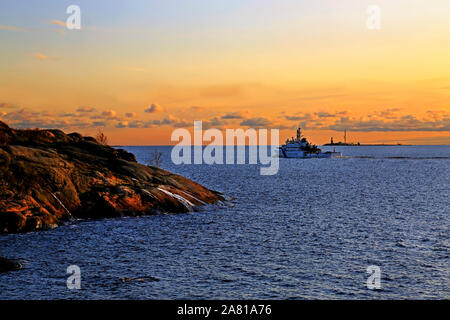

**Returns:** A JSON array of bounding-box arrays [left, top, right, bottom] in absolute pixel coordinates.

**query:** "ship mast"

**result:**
[[296, 127, 302, 141]]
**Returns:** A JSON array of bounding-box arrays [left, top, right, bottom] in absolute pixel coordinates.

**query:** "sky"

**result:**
[[1, 0, 450, 145]]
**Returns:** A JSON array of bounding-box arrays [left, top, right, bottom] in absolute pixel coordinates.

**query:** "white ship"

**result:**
[[279, 128, 342, 158]]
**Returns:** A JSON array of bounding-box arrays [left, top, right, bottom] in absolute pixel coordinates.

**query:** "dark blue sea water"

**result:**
[[1, 146, 449, 299]]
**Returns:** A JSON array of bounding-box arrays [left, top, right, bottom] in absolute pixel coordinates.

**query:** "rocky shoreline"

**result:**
[[0, 121, 224, 234]]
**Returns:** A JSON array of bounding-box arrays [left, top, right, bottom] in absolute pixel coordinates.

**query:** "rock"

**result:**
[[0, 256, 22, 272], [0, 211, 27, 233], [83, 136, 98, 143], [0, 121, 10, 130], [0, 122, 224, 233], [67, 132, 83, 142], [115, 148, 137, 162]]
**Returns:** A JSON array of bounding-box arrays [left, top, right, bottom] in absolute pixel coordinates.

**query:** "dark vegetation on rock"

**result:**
[[0, 121, 223, 234]]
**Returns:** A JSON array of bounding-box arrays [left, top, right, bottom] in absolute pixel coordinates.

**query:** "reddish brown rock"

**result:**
[[0, 121, 224, 233]]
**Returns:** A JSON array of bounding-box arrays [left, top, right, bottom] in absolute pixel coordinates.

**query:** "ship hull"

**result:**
[[279, 149, 342, 158]]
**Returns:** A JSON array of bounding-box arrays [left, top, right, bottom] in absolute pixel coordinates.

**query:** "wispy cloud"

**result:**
[[221, 110, 250, 119], [314, 111, 337, 118], [240, 117, 273, 128], [190, 106, 204, 112], [31, 52, 58, 61], [46, 20, 68, 35], [0, 102, 18, 109], [203, 117, 227, 129], [76, 106, 96, 113], [285, 113, 312, 121], [323, 115, 450, 132], [49, 20, 66, 27], [0, 25, 26, 32]]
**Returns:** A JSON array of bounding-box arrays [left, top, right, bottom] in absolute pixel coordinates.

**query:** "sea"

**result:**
[[1, 145, 449, 299]]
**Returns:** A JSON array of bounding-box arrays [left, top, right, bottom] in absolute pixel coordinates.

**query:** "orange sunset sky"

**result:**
[[1, 0, 450, 145]]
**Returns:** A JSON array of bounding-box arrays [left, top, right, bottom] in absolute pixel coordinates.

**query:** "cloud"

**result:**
[[49, 20, 67, 27], [116, 121, 129, 128], [0, 102, 17, 109], [285, 113, 312, 121], [276, 124, 297, 130], [240, 117, 273, 128], [92, 121, 106, 127], [152, 115, 177, 125], [8, 119, 70, 129], [221, 110, 250, 119], [2, 109, 40, 121], [202, 117, 227, 129], [315, 111, 337, 118], [114, 116, 222, 129], [286, 111, 347, 122], [77, 106, 96, 113], [0, 108, 93, 130], [60, 113, 77, 117], [114, 114, 189, 129], [148, 115, 182, 126], [90, 109, 121, 121], [2, 102, 448, 135], [426, 110, 447, 120], [1, 105, 134, 130], [375, 108, 401, 119], [190, 106, 204, 112], [101, 110, 117, 117], [282, 109, 450, 132], [41, 111, 55, 117], [96, 110, 124, 121], [31, 52, 58, 61], [0, 25, 25, 31], [145, 103, 163, 113], [323, 114, 450, 132], [127, 121, 150, 128], [172, 120, 191, 128]]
